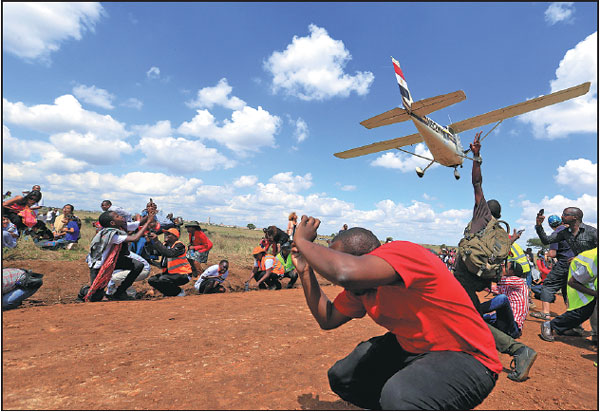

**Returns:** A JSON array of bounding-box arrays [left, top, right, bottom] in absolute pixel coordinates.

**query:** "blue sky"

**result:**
[[2, 2, 597, 245]]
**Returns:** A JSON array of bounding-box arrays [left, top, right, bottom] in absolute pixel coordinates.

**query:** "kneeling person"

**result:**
[[195, 260, 229, 294], [246, 246, 284, 290], [291, 216, 501, 410], [276, 242, 298, 288], [147, 228, 191, 297]]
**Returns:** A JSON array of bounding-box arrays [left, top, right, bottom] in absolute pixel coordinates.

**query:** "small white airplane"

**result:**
[[334, 57, 591, 179]]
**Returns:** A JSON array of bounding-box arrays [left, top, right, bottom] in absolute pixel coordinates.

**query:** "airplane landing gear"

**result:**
[[415, 160, 435, 178], [454, 168, 460, 180]]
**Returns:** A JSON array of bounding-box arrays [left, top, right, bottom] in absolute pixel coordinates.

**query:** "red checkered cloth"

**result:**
[[84, 243, 122, 301]]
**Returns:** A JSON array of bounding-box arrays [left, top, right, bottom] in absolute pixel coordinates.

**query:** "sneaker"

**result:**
[[507, 346, 537, 382], [176, 290, 186, 297], [530, 311, 551, 320], [540, 321, 555, 342]]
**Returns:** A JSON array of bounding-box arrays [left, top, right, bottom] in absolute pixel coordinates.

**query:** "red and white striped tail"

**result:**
[[392, 57, 413, 110]]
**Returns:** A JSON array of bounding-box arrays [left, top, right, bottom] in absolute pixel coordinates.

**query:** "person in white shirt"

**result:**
[[106, 252, 151, 298], [194, 260, 229, 294]]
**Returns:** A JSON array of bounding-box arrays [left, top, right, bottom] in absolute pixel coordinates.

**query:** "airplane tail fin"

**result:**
[[392, 57, 413, 111]]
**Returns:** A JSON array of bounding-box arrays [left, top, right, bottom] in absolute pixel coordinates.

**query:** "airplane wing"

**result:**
[[334, 133, 423, 159], [360, 90, 466, 129], [448, 82, 591, 134]]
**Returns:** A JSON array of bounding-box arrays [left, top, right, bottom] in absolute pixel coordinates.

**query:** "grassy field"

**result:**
[[2, 208, 452, 263]]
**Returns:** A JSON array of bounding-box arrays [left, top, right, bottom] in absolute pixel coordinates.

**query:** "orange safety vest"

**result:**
[[163, 241, 192, 275], [259, 254, 285, 275]]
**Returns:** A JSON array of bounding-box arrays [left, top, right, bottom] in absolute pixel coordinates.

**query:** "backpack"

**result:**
[[458, 217, 511, 279]]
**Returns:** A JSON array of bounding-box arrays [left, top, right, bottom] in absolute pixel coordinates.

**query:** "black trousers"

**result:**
[[89, 254, 145, 297], [148, 273, 189, 296], [254, 271, 281, 289], [540, 262, 569, 304], [280, 270, 298, 288], [550, 298, 597, 334], [328, 332, 497, 410]]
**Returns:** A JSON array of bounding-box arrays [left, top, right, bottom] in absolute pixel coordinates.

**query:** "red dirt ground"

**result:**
[[2, 258, 598, 410]]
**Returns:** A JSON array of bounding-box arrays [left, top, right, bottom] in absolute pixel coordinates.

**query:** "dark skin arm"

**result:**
[[292, 215, 402, 290], [470, 131, 484, 206], [568, 276, 598, 298], [290, 249, 352, 330], [124, 211, 155, 243], [148, 236, 186, 258]]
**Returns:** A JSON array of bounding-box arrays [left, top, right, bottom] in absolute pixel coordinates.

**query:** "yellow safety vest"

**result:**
[[508, 243, 531, 274], [567, 248, 598, 311]]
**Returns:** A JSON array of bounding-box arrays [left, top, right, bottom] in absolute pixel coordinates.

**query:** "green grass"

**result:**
[[2, 208, 454, 263]]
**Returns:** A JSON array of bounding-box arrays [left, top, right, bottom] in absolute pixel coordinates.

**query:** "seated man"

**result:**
[[276, 242, 298, 289], [146, 228, 191, 297], [2, 268, 43, 310], [481, 262, 529, 339], [82, 209, 156, 301], [541, 247, 597, 344], [2, 216, 19, 248], [291, 216, 501, 410], [246, 246, 285, 290], [194, 260, 229, 294], [105, 251, 151, 298]]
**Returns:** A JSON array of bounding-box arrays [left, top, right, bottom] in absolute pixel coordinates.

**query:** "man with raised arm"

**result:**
[[290, 216, 501, 410]]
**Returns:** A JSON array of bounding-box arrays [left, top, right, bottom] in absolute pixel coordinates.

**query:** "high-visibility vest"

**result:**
[[163, 241, 192, 275], [566, 248, 598, 311], [260, 254, 285, 275], [276, 252, 295, 273], [508, 243, 531, 274]]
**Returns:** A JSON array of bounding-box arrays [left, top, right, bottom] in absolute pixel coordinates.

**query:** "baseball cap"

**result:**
[[252, 246, 265, 255], [164, 228, 180, 238]]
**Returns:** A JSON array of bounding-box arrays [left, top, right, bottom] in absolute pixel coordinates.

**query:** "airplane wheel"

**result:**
[[416, 167, 424, 178], [454, 169, 460, 180]]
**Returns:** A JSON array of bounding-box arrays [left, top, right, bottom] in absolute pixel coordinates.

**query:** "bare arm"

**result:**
[[2, 196, 24, 208], [125, 213, 155, 243], [293, 216, 401, 290], [568, 276, 598, 298], [291, 248, 352, 330], [470, 132, 484, 206]]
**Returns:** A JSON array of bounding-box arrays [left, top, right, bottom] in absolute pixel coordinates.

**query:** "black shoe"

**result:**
[[540, 321, 555, 342], [559, 327, 584, 337], [107, 292, 134, 301], [507, 346, 537, 382]]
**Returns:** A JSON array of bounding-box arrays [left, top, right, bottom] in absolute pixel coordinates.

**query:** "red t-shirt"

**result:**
[[333, 241, 502, 374]]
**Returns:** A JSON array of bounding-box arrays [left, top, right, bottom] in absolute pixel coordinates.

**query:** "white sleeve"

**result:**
[[264, 258, 274, 270], [126, 221, 140, 232], [111, 234, 128, 245]]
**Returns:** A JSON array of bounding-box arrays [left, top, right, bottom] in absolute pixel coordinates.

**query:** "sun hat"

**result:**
[[185, 221, 202, 229], [252, 246, 266, 255]]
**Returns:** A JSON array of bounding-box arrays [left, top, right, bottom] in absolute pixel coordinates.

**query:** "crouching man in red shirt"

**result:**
[[291, 216, 502, 410]]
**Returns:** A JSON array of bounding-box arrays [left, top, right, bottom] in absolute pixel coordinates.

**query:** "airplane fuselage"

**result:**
[[409, 112, 464, 167]]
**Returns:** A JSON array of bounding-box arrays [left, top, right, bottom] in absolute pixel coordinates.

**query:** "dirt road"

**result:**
[[2, 259, 597, 410]]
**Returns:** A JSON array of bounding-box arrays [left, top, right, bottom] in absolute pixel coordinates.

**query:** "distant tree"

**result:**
[[526, 237, 544, 249], [247, 223, 256, 230]]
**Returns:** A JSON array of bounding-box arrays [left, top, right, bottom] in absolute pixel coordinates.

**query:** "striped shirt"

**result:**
[[493, 275, 529, 330]]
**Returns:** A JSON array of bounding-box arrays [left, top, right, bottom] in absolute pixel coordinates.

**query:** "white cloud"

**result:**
[[545, 2, 575, 25], [2, 2, 104, 63], [518, 32, 597, 139], [370, 143, 438, 172], [3, 95, 130, 139], [132, 120, 174, 138], [178, 106, 281, 154], [264, 24, 374, 101], [340, 185, 357, 192], [121, 98, 143, 110], [186, 78, 246, 110], [515, 193, 598, 232], [72, 84, 115, 109], [294, 118, 309, 143], [138, 136, 234, 173], [49, 131, 133, 164], [554, 158, 597, 194], [269, 172, 313, 193], [147, 66, 160, 79], [233, 175, 259, 188]]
